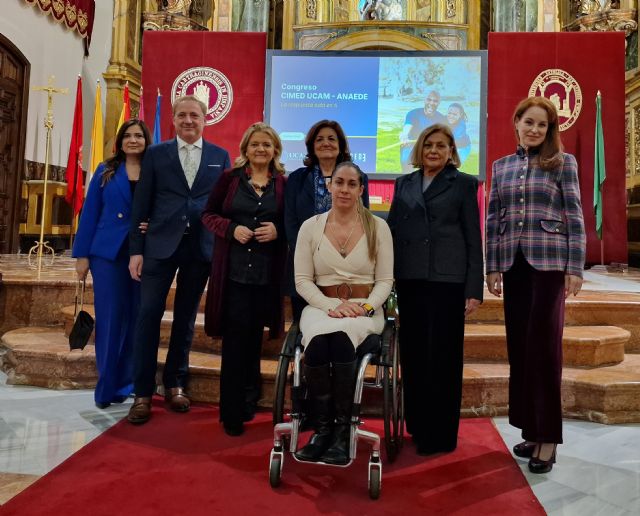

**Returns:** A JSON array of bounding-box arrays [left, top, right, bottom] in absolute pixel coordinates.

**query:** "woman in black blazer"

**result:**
[[284, 120, 369, 322], [387, 123, 483, 456]]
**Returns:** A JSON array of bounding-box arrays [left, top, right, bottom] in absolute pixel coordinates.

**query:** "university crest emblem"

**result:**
[[528, 69, 582, 131], [172, 67, 233, 125]]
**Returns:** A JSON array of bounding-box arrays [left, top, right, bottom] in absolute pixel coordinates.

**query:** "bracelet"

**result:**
[[361, 303, 375, 317]]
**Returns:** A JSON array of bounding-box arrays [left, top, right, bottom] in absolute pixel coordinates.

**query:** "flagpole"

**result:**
[[594, 90, 606, 266]]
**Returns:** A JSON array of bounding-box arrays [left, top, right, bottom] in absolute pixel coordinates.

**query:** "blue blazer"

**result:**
[[72, 162, 133, 260], [129, 138, 231, 262]]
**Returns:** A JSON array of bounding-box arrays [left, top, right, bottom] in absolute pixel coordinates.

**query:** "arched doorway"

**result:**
[[0, 34, 29, 253]]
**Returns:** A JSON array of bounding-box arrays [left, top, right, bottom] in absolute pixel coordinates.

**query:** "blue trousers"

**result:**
[[90, 247, 140, 404]]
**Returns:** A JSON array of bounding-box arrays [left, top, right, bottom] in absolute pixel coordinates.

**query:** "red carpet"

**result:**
[[1, 401, 544, 516]]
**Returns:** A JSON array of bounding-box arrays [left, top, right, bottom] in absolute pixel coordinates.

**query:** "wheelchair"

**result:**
[[269, 296, 403, 500]]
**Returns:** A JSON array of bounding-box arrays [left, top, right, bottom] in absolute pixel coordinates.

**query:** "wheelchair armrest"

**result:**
[[279, 321, 301, 358]]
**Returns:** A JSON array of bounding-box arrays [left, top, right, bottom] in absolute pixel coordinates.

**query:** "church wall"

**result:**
[[0, 1, 114, 170]]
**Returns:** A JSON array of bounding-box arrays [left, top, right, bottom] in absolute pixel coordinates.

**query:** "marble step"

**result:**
[[60, 305, 629, 367], [59, 305, 283, 357], [465, 324, 629, 367], [2, 327, 640, 424], [468, 292, 640, 352]]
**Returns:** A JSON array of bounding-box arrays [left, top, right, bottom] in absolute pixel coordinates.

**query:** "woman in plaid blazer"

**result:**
[[486, 97, 586, 474]]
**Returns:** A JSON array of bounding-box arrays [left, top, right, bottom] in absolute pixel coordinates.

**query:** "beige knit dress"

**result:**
[[294, 211, 394, 348]]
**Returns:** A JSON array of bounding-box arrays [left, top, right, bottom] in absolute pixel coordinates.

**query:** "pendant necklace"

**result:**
[[329, 213, 359, 257]]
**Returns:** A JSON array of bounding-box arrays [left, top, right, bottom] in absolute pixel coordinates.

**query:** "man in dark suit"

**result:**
[[127, 95, 231, 424]]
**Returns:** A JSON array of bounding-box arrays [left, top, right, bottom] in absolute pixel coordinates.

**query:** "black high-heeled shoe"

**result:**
[[528, 443, 557, 474], [513, 441, 536, 458]]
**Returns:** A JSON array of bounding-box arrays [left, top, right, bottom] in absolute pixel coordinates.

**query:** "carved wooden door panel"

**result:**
[[0, 39, 27, 253]]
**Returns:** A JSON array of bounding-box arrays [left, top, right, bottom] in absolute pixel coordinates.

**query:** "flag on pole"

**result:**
[[138, 85, 145, 121], [116, 81, 131, 134], [87, 80, 103, 191], [153, 89, 162, 144], [594, 91, 606, 240], [65, 75, 84, 215]]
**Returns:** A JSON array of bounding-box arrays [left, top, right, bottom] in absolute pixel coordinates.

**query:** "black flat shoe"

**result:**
[[513, 441, 536, 458], [223, 422, 244, 437], [95, 402, 111, 409], [528, 443, 557, 474]]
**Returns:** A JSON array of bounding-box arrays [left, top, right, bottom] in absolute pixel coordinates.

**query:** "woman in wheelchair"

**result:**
[[293, 161, 394, 464]]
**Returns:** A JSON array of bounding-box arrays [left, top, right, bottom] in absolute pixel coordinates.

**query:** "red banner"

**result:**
[[487, 32, 627, 265], [141, 32, 267, 163], [65, 76, 84, 215]]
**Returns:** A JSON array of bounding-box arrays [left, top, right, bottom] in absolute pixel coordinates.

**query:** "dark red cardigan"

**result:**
[[201, 167, 287, 338]]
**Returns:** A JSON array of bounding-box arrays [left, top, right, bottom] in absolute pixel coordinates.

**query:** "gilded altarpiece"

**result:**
[[284, 0, 477, 51]]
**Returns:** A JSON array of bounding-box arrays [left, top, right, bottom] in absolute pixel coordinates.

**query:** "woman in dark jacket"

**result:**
[[284, 120, 369, 322], [202, 122, 287, 436], [387, 123, 483, 456]]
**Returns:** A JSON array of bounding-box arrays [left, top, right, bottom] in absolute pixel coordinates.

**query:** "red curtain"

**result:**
[[487, 32, 627, 265], [23, 0, 95, 44]]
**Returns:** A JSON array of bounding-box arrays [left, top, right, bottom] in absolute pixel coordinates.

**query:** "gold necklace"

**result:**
[[328, 213, 359, 257]]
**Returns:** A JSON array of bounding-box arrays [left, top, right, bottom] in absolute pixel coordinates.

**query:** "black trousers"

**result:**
[[219, 280, 269, 425], [396, 279, 465, 450], [503, 251, 565, 444], [132, 234, 210, 397]]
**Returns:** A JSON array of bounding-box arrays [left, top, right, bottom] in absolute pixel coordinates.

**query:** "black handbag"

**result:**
[[69, 279, 94, 350]]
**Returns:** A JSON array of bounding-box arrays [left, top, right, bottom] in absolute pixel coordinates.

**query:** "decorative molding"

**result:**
[[634, 105, 640, 175], [626, 111, 632, 177], [299, 32, 337, 50], [306, 0, 317, 20], [446, 0, 456, 18], [565, 8, 637, 38], [420, 32, 462, 50]]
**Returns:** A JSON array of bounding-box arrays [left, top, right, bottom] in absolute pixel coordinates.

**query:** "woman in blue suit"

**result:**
[[284, 120, 370, 321], [73, 119, 151, 408]]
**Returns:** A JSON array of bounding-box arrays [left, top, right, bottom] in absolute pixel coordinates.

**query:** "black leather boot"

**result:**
[[321, 360, 358, 465], [295, 364, 333, 462]]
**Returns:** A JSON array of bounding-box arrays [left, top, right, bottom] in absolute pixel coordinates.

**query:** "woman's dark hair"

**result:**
[[332, 161, 377, 261], [448, 102, 468, 123], [303, 120, 351, 167], [101, 119, 151, 185], [513, 96, 563, 171]]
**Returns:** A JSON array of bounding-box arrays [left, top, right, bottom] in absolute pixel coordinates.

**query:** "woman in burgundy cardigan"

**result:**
[[202, 122, 287, 436]]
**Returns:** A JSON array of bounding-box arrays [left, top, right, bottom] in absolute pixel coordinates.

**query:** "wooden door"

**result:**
[[0, 35, 29, 253]]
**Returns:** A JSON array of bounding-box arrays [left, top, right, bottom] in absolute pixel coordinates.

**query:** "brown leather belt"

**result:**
[[319, 283, 373, 300]]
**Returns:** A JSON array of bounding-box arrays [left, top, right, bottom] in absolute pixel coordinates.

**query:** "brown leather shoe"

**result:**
[[165, 387, 190, 413], [127, 397, 152, 424]]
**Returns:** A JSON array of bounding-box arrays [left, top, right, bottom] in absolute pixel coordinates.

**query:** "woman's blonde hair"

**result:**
[[409, 123, 460, 170], [333, 161, 377, 261], [234, 122, 285, 175]]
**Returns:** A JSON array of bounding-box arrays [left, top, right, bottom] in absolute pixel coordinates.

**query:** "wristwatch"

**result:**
[[361, 303, 375, 317]]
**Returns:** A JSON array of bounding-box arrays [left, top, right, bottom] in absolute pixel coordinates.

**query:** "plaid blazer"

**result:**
[[486, 150, 586, 277]]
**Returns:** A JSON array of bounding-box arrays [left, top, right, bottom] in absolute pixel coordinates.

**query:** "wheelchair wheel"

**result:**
[[272, 323, 299, 425], [368, 462, 381, 500], [269, 453, 282, 488], [382, 326, 403, 462]]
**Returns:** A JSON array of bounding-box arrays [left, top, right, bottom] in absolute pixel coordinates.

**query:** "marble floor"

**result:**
[[0, 367, 637, 514], [1, 264, 640, 513]]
